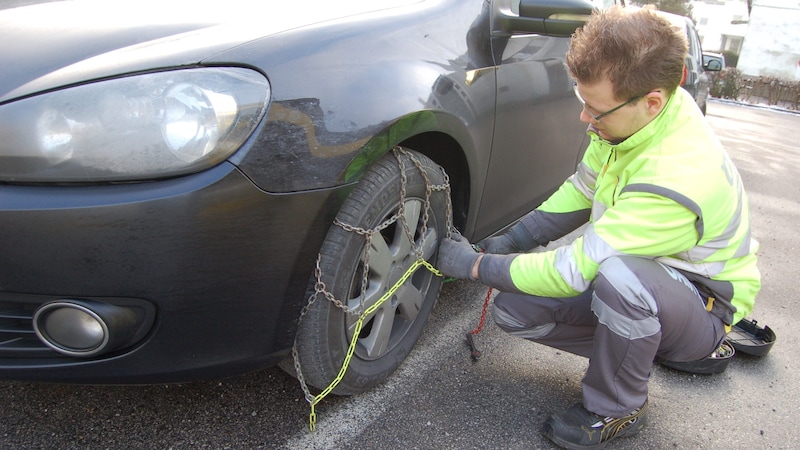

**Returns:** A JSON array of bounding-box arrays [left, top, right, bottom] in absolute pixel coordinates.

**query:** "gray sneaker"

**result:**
[[542, 400, 648, 449]]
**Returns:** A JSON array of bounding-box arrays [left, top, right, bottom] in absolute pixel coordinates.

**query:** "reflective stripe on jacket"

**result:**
[[496, 88, 760, 325]]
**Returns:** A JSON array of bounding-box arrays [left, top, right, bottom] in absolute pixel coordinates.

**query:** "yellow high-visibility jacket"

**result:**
[[480, 88, 760, 326]]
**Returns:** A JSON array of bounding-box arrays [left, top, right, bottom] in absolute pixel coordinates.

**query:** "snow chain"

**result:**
[[291, 147, 454, 431]]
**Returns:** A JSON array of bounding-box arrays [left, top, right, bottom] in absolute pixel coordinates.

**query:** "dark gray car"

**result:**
[[0, 0, 592, 393]]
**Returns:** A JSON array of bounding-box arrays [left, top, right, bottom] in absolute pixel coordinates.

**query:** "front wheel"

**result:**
[[285, 148, 449, 395]]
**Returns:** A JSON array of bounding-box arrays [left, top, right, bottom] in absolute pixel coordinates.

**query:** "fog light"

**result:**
[[34, 300, 139, 357]]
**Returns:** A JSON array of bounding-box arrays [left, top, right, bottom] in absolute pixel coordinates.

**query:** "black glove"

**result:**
[[437, 233, 480, 280], [477, 220, 536, 254]]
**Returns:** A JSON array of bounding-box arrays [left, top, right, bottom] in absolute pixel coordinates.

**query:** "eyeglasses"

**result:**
[[572, 83, 644, 122]]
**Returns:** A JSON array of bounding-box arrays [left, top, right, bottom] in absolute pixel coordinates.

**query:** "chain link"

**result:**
[[291, 147, 453, 424]]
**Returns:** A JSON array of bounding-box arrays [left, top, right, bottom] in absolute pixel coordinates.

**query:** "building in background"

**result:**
[[692, 0, 800, 80], [691, 0, 749, 66], [634, 0, 799, 81], [730, 0, 800, 80]]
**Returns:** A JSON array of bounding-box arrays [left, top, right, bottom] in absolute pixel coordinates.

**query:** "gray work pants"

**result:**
[[492, 255, 727, 418]]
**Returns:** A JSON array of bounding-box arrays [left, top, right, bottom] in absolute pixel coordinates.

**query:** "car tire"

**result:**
[[284, 148, 448, 395]]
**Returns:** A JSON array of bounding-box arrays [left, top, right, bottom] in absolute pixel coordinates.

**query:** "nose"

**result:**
[[579, 107, 594, 124]]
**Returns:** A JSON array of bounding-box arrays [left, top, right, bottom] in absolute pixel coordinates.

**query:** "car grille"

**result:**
[[0, 295, 60, 357]]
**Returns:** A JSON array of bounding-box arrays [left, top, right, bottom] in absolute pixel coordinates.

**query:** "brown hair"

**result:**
[[565, 6, 688, 100]]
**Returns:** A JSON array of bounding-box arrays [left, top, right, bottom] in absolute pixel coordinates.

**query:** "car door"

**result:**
[[474, 0, 589, 238]]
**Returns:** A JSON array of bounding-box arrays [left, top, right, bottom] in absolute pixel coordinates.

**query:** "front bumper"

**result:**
[[0, 162, 344, 383]]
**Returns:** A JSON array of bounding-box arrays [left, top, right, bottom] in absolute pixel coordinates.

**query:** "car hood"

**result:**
[[0, 0, 421, 103]]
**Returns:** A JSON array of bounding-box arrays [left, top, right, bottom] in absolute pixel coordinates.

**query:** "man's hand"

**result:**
[[477, 217, 539, 254], [477, 234, 520, 254], [437, 233, 481, 280]]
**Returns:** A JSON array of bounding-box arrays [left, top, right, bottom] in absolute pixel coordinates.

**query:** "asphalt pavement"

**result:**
[[2, 99, 798, 449]]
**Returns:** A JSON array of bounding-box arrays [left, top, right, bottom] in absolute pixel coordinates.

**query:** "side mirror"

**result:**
[[496, 0, 598, 37], [703, 53, 725, 72]]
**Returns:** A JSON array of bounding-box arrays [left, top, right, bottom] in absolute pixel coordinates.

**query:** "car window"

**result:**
[[688, 25, 703, 72]]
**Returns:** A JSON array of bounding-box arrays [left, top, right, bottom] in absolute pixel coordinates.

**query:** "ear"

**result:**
[[643, 90, 666, 116]]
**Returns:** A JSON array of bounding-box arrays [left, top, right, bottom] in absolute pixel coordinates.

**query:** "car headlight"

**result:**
[[0, 67, 270, 182]]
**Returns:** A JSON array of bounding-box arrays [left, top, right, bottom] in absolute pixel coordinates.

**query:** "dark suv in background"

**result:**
[[655, 9, 722, 115]]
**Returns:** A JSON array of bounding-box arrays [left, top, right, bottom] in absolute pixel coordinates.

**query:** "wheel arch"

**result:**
[[399, 132, 470, 233], [341, 109, 477, 234]]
